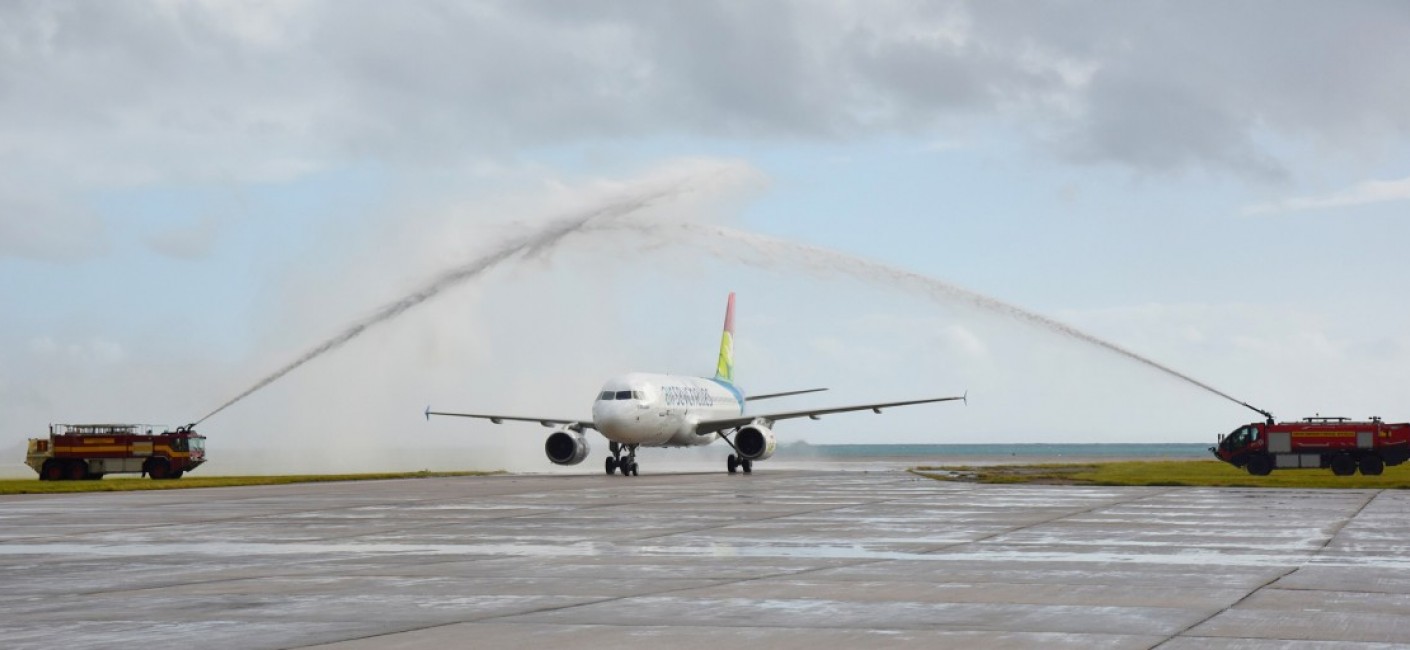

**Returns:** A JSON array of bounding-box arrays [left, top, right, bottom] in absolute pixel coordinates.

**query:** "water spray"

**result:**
[[602, 220, 1276, 420], [193, 182, 693, 426], [193, 180, 1275, 428]]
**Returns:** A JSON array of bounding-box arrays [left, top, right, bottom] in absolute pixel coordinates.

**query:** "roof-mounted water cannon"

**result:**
[[1240, 401, 1275, 425]]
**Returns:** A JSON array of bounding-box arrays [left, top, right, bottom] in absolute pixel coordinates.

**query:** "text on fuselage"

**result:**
[[663, 385, 714, 407]]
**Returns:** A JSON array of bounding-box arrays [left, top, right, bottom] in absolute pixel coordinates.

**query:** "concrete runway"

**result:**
[[3, 470, 1410, 649]]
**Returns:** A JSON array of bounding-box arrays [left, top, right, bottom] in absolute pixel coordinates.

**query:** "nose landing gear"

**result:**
[[606, 441, 639, 476]]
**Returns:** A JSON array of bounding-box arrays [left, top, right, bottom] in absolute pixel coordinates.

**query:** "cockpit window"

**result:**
[[599, 391, 615, 401], [615, 390, 633, 400]]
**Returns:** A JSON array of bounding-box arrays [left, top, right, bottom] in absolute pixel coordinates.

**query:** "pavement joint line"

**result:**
[[1311, 489, 1381, 552], [286, 564, 815, 649], [298, 471, 839, 544], [332, 553, 925, 644], [383, 620, 1173, 647], [1259, 488, 1384, 598], [1148, 489, 1383, 649], [290, 475, 939, 647], [914, 486, 1179, 555], [1146, 565, 1298, 650], [1, 472, 776, 547], [621, 497, 899, 543], [0, 480, 549, 545], [20, 473, 1408, 647]]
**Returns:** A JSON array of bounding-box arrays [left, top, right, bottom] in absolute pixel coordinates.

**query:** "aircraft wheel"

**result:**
[[727, 454, 738, 474], [1360, 455, 1385, 476], [606, 457, 617, 475], [631, 463, 640, 477], [741, 459, 753, 474], [1330, 455, 1356, 476], [1246, 455, 1273, 476]]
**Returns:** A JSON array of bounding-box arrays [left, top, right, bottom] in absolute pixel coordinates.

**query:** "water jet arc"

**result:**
[[618, 220, 1274, 420]]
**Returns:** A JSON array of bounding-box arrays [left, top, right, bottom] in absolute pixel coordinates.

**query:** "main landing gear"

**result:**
[[727, 454, 752, 475], [606, 441, 639, 477]]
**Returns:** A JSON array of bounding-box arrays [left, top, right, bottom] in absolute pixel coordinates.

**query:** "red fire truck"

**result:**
[[1212, 415, 1410, 476], [25, 424, 207, 480]]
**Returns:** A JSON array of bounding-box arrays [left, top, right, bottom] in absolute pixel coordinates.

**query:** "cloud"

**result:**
[[145, 215, 222, 259], [1243, 175, 1410, 215], [0, 187, 108, 260], [27, 335, 127, 364], [2, 0, 1407, 260]]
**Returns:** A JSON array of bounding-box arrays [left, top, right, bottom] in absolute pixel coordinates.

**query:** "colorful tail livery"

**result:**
[[426, 294, 965, 476], [715, 292, 735, 384]]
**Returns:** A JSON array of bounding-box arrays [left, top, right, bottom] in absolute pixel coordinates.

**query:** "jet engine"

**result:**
[[544, 429, 590, 465], [735, 424, 777, 461]]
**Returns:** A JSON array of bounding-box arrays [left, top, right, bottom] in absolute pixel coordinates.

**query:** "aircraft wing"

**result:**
[[693, 394, 966, 436], [746, 388, 828, 401], [424, 407, 597, 431]]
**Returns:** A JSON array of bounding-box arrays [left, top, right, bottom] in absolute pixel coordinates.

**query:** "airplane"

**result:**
[[425, 293, 965, 475]]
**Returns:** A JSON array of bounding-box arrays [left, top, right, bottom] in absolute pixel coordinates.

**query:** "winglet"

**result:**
[[424, 405, 431, 421], [963, 390, 968, 406], [714, 292, 736, 383]]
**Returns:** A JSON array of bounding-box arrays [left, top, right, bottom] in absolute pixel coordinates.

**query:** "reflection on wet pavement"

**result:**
[[2, 471, 1409, 648]]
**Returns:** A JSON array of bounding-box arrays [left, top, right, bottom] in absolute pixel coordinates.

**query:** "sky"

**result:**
[[4, 1, 1410, 474]]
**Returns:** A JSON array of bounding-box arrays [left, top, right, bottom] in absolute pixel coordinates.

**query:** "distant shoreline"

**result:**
[[781, 442, 1210, 460]]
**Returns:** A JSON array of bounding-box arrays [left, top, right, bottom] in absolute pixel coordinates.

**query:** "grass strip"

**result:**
[[0, 471, 500, 495], [912, 460, 1410, 488]]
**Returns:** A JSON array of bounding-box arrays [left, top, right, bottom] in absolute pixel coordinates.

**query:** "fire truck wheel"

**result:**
[[146, 459, 172, 480], [65, 461, 89, 481], [40, 461, 63, 481], [1246, 455, 1273, 476], [1331, 455, 1357, 476], [1359, 455, 1385, 476], [170, 471, 184, 479]]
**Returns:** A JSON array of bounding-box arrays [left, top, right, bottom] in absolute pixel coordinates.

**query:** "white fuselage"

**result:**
[[591, 372, 743, 447]]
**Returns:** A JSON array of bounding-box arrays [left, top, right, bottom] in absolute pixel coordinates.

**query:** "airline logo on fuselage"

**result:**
[[663, 385, 714, 407]]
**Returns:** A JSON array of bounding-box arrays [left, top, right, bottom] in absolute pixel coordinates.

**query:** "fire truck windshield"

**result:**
[[1224, 425, 1258, 450]]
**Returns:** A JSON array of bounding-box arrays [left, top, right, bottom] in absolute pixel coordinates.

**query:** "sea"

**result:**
[[782, 443, 1211, 461]]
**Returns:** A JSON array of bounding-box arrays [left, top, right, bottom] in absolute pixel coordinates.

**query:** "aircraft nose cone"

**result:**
[[593, 403, 627, 436]]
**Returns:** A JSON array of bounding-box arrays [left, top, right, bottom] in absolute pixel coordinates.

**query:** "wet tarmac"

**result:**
[[2, 470, 1410, 648]]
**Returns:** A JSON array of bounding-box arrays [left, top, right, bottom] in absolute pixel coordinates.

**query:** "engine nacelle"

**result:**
[[544, 429, 590, 466], [735, 424, 776, 461]]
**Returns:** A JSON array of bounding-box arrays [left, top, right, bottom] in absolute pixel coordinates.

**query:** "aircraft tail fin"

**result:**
[[714, 292, 735, 384]]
